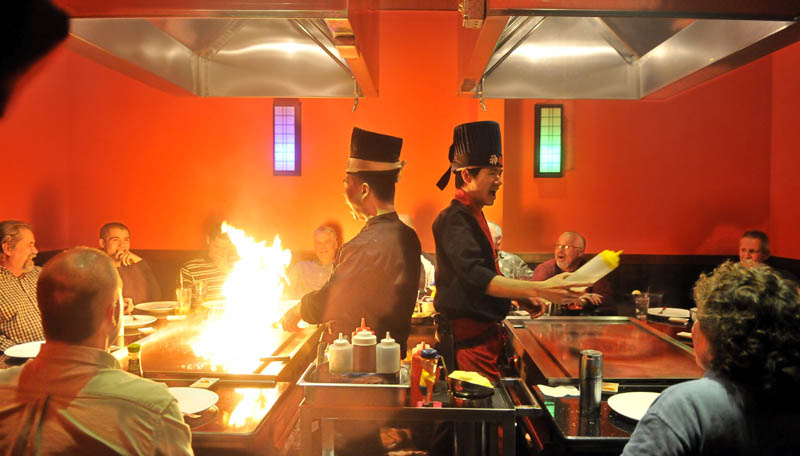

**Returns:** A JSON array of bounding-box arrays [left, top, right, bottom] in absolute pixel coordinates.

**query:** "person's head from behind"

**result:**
[[98, 222, 131, 260], [313, 225, 339, 266], [739, 230, 770, 267], [38, 247, 122, 348], [487, 221, 502, 250], [207, 229, 237, 273], [692, 261, 800, 400], [344, 171, 400, 220], [555, 231, 585, 272], [1, 0, 69, 116], [343, 127, 404, 221], [0, 220, 37, 274]]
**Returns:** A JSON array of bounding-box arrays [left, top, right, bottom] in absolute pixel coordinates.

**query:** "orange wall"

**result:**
[[501, 56, 773, 255], [2, 12, 499, 253], [0, 11, 796, 259], [769, 41, 800, 259], [0, 46, 73, 249]]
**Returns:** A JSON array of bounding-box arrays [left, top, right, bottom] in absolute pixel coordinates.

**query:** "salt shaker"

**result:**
[[579, 349, 603, 416]]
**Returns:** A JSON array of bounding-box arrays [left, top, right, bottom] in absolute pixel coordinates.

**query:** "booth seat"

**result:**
[[35, 250, 799, 310]]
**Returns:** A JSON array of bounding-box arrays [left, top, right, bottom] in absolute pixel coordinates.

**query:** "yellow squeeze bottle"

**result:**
[[565, 250, 622, 285]]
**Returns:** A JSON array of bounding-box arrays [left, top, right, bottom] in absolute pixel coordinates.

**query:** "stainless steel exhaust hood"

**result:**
[[459, 0, 800, 99], [60, 1, 378, 98]]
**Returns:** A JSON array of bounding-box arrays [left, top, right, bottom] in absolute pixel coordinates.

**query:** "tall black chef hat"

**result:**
[[436, 120, 503, 190], [346, 127, 405, 173]]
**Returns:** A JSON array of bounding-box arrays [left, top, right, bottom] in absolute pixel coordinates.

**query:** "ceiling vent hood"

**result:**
[[458, 0, 800, 99], [60, 1, 378, 98]]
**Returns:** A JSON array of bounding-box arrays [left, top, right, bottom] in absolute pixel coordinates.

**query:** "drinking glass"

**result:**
[[176, 288, 192, 317], [634, 294, 650, 320], [192, 281, 207, 308], [648, 292, 663, 310]]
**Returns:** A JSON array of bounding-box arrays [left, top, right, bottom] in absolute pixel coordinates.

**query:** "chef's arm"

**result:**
[[486, 273, 589, 304], [281, 241, 361, 331]]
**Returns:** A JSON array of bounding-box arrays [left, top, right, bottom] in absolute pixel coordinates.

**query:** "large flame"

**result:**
[[191, 222, 294, 374]]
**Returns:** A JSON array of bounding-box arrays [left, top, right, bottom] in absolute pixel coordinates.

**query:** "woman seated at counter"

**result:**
[[622, 261, 800, 455]]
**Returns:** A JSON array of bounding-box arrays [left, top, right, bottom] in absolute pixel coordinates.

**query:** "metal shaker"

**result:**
[[579, 350, 603, 416]]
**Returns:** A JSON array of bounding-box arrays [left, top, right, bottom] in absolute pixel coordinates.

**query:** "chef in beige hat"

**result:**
[[282, 127, 421, 359]]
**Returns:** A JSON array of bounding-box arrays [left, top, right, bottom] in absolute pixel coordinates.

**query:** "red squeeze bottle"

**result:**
[[351, 317, 373, 339], [410, 350, 424, 406]]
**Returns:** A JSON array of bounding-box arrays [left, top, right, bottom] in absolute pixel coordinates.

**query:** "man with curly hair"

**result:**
[[622, 262, 800, 455]]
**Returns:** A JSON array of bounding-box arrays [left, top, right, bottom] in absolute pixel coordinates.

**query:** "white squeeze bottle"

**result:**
[[566, 250, 623, 288], [329, 333, 353, 373], [376, 331, 401, 374]]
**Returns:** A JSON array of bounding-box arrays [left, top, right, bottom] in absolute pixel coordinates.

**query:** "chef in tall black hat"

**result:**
[[432, 120, 586, 381], [282, 126, 421, 359]]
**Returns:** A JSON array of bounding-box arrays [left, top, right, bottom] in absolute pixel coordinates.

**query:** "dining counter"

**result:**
[[505, 315, 701, 455], [111, 305, 321, 455]]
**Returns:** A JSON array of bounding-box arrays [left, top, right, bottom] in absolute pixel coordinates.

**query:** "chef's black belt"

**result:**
[[453, 322, 500, 350]]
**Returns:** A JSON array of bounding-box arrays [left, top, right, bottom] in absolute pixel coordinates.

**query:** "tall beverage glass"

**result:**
[[634, 294, 650, 320], [176, 288, 192, 317]]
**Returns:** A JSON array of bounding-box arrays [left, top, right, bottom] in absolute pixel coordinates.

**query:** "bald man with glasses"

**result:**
[[533, 231, 612, 311]]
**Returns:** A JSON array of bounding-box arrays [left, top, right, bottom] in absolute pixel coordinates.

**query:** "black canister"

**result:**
[[579, 349, 602, 416]]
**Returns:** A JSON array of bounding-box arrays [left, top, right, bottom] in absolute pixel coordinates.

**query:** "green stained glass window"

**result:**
[[534, 104, 564, 177]]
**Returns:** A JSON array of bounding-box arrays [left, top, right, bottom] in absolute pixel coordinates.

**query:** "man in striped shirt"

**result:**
[[0, 221, 44, 365], [179, 227, 237, 302]]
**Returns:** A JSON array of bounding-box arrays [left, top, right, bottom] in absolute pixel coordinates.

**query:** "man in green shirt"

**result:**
[[0, 247, 193, 455]]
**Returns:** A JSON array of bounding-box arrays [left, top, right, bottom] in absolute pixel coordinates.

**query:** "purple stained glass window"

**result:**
[[273, 100, 301, 175]]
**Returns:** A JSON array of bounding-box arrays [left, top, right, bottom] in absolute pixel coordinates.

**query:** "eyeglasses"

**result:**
[[555, 244, 583, 250]]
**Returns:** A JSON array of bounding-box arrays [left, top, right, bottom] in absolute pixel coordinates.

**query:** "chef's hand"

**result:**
[[522, 298, 545, 318], [123, 298, 134, 315], [580, 293, 603, 306], [536, 273, 591, 304], [280, 305, 302, 332], [115, 250, 142, 266]]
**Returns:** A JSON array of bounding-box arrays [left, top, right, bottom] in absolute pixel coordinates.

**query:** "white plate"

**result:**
[[200, 299, 226, 310], [4, 340, 45, 358], [134, 301, 178, 314], [608, 391, 661, 421], [647, 307, 690, 318], [123, 314, 157, 328], [168, 387, 219, 415]]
